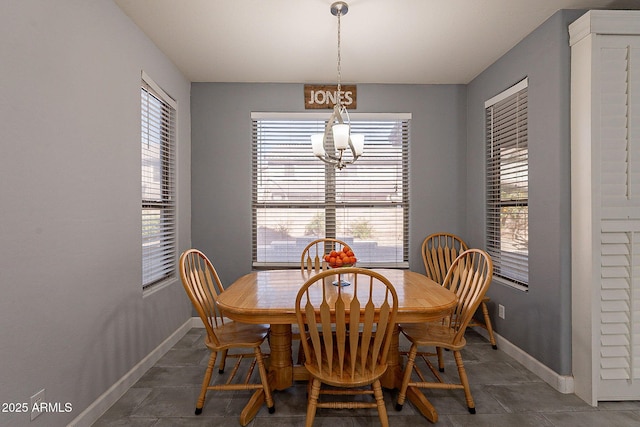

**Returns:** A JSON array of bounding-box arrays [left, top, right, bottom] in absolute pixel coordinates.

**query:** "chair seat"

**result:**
[[398, 322, 466, 351], [205, 321, 270, 351], [305, 340, 388, 388]]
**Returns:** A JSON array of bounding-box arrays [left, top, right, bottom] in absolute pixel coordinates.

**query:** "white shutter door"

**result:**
[[598, 40, 640, 399]]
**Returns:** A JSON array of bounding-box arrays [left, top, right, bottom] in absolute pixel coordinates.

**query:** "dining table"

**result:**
[[216, 268, 457, 425]]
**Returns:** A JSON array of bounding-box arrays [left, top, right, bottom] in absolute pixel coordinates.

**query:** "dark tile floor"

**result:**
[[93, 328, 640, 426]]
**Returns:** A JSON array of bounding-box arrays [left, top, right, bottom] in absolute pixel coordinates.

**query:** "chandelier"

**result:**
[[311, 1, 363, 170]]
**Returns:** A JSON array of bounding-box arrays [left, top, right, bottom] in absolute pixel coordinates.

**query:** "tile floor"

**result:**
[[93, 328, 640, 426]]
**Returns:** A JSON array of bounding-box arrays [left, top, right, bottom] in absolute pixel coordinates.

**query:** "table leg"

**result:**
[[406, 386, 438, 423], [381, 325, 402, 388], [383, 325, 438, 423], [268, 323, 293, 390], [238, 323, 293, 426], [239, 389, 265, 426]]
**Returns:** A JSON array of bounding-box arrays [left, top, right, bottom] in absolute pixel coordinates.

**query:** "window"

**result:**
[[141, 72, 177, 289], [485, 78, 528, 288], [252, 112, 410, 268]]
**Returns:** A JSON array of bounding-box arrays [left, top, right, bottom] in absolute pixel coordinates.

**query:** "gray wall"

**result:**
[[191, 83, 467, 285], [0, 1, 192, 426], [466, 10, 584, 375]]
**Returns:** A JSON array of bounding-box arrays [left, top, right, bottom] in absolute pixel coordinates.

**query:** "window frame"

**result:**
[[485, 78, 529, 290], [141, 71, 177, 290], [251, 112, 410, 269]]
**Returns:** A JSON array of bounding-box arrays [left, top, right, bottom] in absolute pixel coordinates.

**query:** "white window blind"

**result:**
[[141, 72, 177, 289], [252, 113, 410, 268], [485, 78, 529, 288]]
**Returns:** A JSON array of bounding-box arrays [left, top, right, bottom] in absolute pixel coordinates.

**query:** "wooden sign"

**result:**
[[304, 84, 357, 109]]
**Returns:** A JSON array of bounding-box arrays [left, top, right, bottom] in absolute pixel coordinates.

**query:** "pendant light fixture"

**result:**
[[311, 1, 363, 170]]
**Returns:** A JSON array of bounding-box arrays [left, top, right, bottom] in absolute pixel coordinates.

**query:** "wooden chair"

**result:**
[[396, 249, 493, 414], [179, 249, 275, 421], [300, 237, 349, 272], [296, 238, 350, 363], [422, 233, 497, 349], [295, 267, 398, 427]]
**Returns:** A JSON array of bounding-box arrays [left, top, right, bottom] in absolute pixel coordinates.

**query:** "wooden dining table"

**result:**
[[216, 268, 457, 425]]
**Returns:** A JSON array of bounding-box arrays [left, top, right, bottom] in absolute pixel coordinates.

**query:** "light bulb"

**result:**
[[332, 124, 350, 150], [311, 134, 326, 156], [350, 134, 364, 156]]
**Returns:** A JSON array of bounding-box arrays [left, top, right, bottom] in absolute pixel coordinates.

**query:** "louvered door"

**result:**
[[570, 10, 640, 406], [598, 38, 640, 399]]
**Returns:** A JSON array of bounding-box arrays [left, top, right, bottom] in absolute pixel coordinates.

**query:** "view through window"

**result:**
[[252, 113, 410, 268], [141, 73, 177, 289], [485, 78, 529, 288]]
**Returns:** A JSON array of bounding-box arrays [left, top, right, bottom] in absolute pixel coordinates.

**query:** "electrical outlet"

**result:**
[[498, 304, 505, 319], [30, 389, 45, 421]]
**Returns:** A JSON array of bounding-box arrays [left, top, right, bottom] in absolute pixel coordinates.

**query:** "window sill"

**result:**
[[493, 275, 528, 292], [143, 276, 178, 297], [252, 262, 410, 270]]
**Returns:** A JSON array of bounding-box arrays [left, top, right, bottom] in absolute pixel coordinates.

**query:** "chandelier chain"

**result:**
[[336, 8, 342, 106], [311, 2, 361, 170]]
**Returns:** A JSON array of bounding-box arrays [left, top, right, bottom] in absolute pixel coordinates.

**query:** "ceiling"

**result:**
[[114, 0, 640, 84]]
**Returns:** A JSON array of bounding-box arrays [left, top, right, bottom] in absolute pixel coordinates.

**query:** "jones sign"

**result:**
[[304, 84, 357, 109]]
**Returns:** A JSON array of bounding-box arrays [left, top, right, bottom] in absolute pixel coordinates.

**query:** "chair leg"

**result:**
[[306, 377, 321, 427], [372, 379, 389, 427], [395, 344, 417, 410], [196, 351, 217, 414], [480, 301, 497, 349], [254, 347, 275, 413], [296, 339, 305, 365], [218, 349, 228, 373], [436, 347, 445, 372], [453, 350, 475, 414]]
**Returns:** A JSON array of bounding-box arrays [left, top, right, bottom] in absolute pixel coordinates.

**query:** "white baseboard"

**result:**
[[67, 318, 194, 427], [473, 327, 574, 394]]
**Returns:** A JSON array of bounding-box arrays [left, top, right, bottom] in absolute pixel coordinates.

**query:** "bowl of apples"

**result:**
[[324, 246, 357, 269]]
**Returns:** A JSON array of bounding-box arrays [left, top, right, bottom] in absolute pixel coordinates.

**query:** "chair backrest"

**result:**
[[443, 249, 493, 344], [179, 249, 225, 347], [295, 267, 398, 381], [300, 238, 349, 272], [422, 233, 469, 284]]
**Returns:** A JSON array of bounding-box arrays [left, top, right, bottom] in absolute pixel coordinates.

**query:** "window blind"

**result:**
[[252, 113, 410, 268], [141, 73, 177, 289], [485, 78, 529, 288]]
